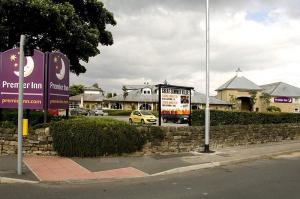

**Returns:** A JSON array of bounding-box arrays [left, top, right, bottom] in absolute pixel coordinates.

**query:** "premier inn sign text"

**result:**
[[0, 48, 69, 110]]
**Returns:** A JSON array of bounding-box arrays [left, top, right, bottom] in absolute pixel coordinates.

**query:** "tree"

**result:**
[[92, 83, 104, 95], [106, 93, 113, 98], [0, 0, 116, 75], [249, 91, 258, 111], [260, 92, 271, 106], [92, 83, 99, 88], [122, 86, 128, 99], [69, 84, 84, 96]]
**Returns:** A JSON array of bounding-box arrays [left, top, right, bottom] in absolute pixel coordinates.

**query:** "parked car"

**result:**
[[162, 114, 190, 124], [70, 108, 88, 116], [94, 108, 104, 116], [129, 110, 157, 125]]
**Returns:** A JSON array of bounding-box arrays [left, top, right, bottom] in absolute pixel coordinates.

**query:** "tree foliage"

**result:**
[[69, 84, 84, 96], [122, 86, 128, 99], [249, 91, 258, 111], [0, 0, 116, 74]]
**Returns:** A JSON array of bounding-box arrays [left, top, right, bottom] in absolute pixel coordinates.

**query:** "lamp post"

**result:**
[[17, 35, 25, 175], [204, 0, 211, 153]]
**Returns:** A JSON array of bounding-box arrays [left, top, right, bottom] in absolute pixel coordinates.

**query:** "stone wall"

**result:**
[[143, 123, 300, 153], [1, 123, 300, 155], [0, 127, 55, 155]]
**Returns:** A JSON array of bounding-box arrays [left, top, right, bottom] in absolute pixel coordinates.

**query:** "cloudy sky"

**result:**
[[71, 0, 300, 95]]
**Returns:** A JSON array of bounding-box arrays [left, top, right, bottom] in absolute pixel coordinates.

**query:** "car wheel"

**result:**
[[129, 118, 133, 125], [176, 119, 181, 124], [163, 118, 168, 123], [141, 119, 145, 125]]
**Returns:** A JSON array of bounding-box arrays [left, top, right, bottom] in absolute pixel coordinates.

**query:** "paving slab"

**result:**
[[0, 155, 38, 182], [23, 156, 147, 182]]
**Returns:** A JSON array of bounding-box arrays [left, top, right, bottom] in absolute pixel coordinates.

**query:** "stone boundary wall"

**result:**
[[1, 123, 300, 155], [0, 127, 55, 155], [143, 123, 300, 153]]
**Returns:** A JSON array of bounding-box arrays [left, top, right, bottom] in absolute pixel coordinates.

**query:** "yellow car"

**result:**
[[129, 110, 157, 125]]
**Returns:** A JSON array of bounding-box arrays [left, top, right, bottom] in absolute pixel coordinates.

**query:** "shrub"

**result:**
[[0, 121, 16, 129], [0, 109, 67, 126], [191, 110, 300, 126], [50, 118, 146, 157], [267, 106, 281, 112], [103, 110, 132, 116]]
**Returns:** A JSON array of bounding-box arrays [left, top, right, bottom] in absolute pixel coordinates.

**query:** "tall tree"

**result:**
[[92, 83, 104, 96], [69, 84, 84, 96], [122, 86, 128, 100], [0, 0, 116, 75]]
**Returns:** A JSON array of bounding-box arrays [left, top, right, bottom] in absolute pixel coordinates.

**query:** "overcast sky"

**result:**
[[71, 0, 300, 95]]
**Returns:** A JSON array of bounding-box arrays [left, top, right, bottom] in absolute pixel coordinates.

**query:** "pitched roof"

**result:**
[[216, 76, 262, 91], [260, 82, 300, 97], [105, 90, 231, 105], [123, 85, 157, 91], [105, 89, 158, 102], [69, 94, 105, 102], [192, 92, 231, 105], [84, 86, 101, 91]]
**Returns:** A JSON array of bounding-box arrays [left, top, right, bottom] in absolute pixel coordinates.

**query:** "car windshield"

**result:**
[[141, 111, 152, 115]]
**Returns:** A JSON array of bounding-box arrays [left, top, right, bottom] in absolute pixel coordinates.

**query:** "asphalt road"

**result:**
[[1, 155, 300, 199]]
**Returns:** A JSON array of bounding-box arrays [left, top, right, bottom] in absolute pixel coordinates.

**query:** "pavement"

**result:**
[[1, 140, 300, 184]]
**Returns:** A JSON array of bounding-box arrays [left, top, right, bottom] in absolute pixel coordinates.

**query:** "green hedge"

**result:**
[[0, 109, 67, 127], [50, 118, 146, 157], [192, 110, 300, 126], [103, 110, 132, 116]]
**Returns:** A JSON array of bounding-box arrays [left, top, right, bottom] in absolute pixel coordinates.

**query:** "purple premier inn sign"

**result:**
[[0, 48, 44, 109], [47, 52, 70, 109], [274, 97, 293, 103]]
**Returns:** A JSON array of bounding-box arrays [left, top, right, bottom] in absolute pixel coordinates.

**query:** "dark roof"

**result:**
[[105, 90, 231, 105], [191, 92, 231, 105], [260, 82, 300, 97], [216, 76, 262, 91], [69, 94, 105, 102], [84, 86, 101, 91], [105, 90, 158, 102]]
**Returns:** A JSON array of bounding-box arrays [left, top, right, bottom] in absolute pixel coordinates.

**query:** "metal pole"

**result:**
[[17, 35, 25, 175], [204, 0, 210, 153]]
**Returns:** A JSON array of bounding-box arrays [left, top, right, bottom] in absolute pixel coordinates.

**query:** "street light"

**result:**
[[204, 0, 211, 153]]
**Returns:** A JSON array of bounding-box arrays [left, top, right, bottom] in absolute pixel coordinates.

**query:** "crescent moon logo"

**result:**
[[56, 58, 66, 80], [14, 57, 35, 77]]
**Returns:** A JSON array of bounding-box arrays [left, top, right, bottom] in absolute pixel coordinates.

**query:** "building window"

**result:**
[[294, 108, 299, 113], [139, 103, 152, 110], [69, 102, 79, 109], [110, 103, 122, 110], [142, 88, 151, 95]]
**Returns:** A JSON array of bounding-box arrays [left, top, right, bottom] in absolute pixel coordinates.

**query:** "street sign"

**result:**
[[47, 52, 70, 109], [0, 48, 44, 109]]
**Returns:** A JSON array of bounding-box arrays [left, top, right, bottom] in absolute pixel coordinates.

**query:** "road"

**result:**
[[1, 155, 300, 199]]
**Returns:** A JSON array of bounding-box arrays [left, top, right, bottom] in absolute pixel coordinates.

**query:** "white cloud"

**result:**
[[72, 0, 300, 95]]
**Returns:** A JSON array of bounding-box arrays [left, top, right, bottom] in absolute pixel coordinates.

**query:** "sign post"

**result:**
[[157, 84, 193, 126], [17, 35, 25, 175]]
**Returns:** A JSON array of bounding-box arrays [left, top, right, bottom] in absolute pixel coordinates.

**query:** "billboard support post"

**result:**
[[43, 53, 49, 123], [158, 85, 162, 126], [17, 35, 25, 175]]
